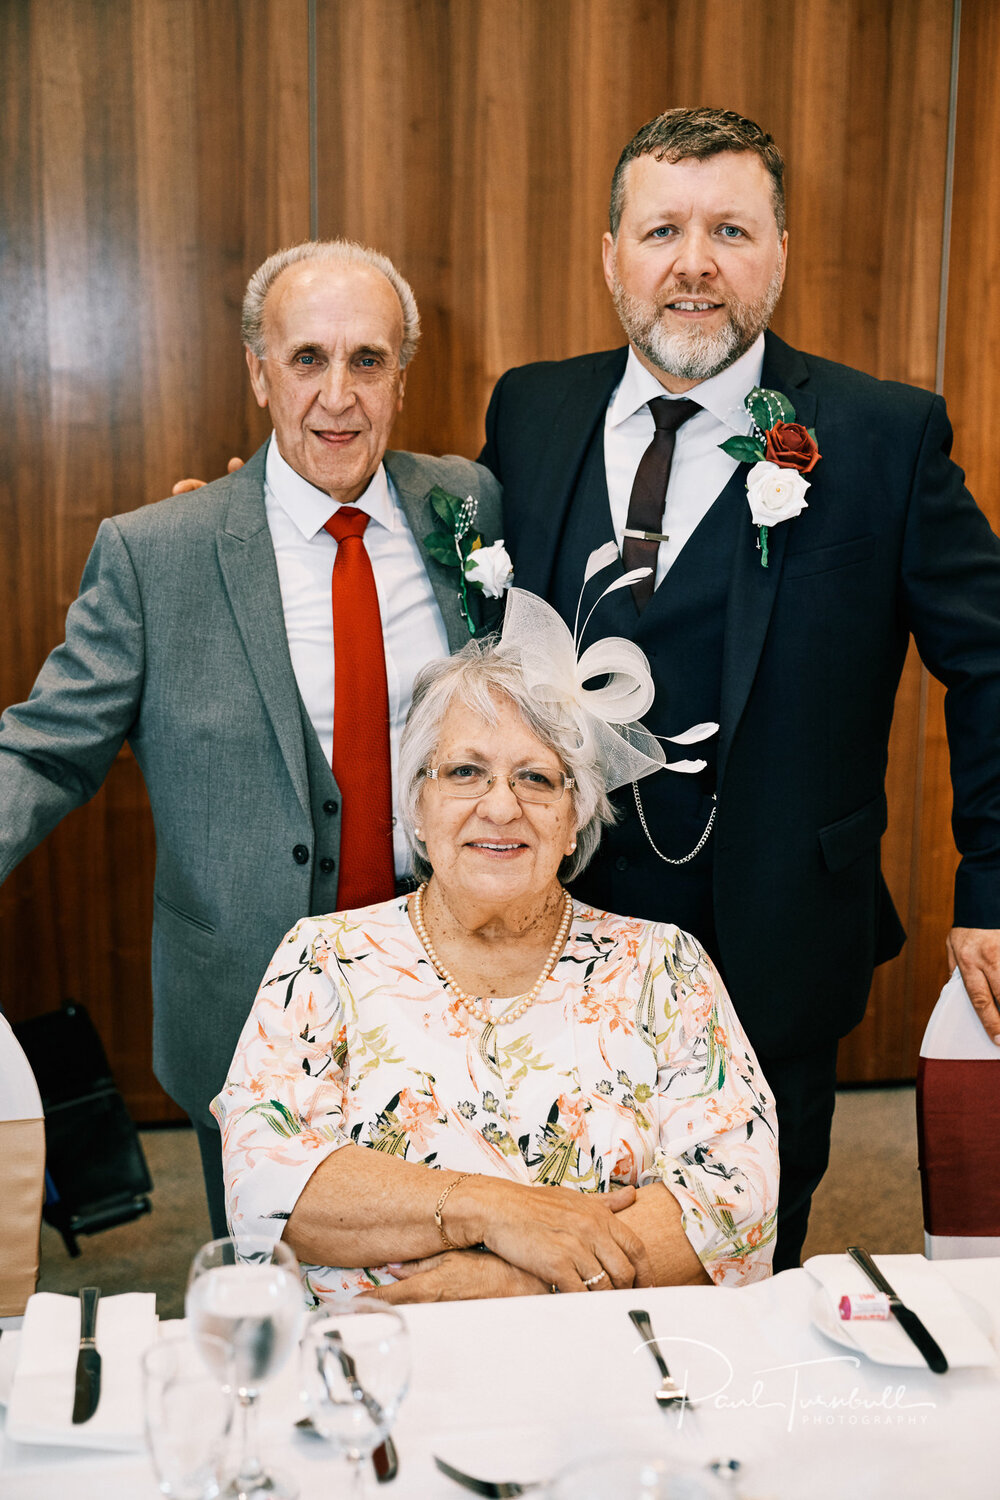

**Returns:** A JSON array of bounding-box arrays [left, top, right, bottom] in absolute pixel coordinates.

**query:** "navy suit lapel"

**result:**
[[514, 349, 628, 597], [215, 449, 311, 818], [717, 332, 817, 784], [761, 332, 816, 430]]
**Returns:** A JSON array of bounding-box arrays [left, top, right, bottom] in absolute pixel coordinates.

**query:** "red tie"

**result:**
[[324, 507, 395, 908]]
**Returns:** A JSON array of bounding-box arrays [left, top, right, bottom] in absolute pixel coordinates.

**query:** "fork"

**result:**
[[433, 1453, 743, 1497], [628, 1308, 689, 1406], [433, 1454, 540, 1497]]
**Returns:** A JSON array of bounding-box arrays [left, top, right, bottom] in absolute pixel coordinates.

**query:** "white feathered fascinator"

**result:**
[[498, 543, 717, 792]]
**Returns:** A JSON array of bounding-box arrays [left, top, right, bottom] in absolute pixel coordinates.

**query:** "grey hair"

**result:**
[[241, 239, 421, 367], [398, 639, 614, 884], [609, 107, 786, 239]]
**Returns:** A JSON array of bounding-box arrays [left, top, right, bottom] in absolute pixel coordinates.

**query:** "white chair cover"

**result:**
[[0, 1014, 46, 1315]]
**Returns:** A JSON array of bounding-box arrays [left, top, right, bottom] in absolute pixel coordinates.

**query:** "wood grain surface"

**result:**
[[0, 0, 988, 1119], [0, 0, 310, 1120], [904, 0, 1000, 1069]]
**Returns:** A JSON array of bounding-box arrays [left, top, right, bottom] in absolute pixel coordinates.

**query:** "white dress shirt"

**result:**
[[264, 436, 450, 876], [604, 335, 765, 585]]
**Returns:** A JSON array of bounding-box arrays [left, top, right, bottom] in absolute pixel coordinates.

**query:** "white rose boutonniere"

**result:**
[[745, 461, 810, 526], [464, 539, 514, 598], [423, 486, 513, 633]]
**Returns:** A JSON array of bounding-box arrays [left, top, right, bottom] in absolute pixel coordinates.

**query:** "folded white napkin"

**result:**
[[5, 1291, 158, 1450], [920, 966, 1000, 1060], [805, 1253, 997, 1368]]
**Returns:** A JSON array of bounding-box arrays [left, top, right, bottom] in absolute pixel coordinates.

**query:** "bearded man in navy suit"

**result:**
[[480, 108, 1000, 1269]]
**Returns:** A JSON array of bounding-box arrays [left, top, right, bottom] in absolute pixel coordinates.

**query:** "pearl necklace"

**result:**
[[412, 882, 574, 1026]]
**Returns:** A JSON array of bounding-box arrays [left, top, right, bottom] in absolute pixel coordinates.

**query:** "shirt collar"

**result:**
[[608, 333, 766, 436], [264, 434, 397, 541]]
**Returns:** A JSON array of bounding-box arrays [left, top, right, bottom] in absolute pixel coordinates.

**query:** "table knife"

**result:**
[[329, 1331, 399, 1483], [71, 1286, 102, 1423], [372, 1434, 399, 1483], [846, 1247, 948, 1374], [295, 1411, 397, 1479]]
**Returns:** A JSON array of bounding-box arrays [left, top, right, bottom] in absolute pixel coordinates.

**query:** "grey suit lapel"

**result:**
[[386, 451, 481, 652], [215, 448, 311, 818], [717, 333, 817, 784]]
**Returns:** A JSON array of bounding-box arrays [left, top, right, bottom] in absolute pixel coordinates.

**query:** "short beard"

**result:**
[[611, 264, 785, 383]]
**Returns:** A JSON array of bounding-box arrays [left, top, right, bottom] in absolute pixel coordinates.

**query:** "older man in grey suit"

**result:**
[[0, 240, 503, 1232]]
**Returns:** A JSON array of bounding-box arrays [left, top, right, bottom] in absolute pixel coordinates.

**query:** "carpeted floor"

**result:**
[[35, 1086, 923, 1319]]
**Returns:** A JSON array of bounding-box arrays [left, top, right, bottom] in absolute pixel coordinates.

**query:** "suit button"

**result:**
[[319, 857, 336, 874], [323, 799, 339, 816], [615, 856, 628, 872], [293, 844, 310, 865]]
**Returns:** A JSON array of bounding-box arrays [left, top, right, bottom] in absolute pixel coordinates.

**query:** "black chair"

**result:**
[[12, 1001, 153, 1257]]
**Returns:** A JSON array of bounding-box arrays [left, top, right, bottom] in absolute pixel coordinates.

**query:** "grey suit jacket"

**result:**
[[0, 444, 503, 1122]]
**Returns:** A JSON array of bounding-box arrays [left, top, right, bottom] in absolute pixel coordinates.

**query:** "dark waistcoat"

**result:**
[[546, 424, 744, 962]]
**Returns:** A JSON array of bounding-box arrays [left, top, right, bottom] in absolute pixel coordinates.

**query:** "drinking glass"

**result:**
[[186, 1234, 306, 1500], [300, 1300, 410, 1497], [143, 1332, 234, 1500]]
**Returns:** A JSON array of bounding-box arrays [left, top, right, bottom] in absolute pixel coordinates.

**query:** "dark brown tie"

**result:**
[[623, 396, 700, 609]]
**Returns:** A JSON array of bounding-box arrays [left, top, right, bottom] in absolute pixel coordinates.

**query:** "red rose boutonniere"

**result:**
[[719, 387, 821, 566]]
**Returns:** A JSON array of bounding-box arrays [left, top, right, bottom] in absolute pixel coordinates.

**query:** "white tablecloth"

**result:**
[[2, 1260, 998, 1498]]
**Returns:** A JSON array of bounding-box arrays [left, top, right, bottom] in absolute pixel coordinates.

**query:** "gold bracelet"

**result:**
[[434, 1172, 474, 1250]]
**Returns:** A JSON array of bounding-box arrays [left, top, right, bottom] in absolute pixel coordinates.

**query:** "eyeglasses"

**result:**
[[421, 761, 574, 804]]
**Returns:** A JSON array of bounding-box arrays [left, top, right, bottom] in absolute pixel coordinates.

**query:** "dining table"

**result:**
[[1, 1257, 998, 1499]]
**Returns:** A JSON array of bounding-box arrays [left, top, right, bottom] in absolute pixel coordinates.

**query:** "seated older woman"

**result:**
[[214, 627, 777, 1300]]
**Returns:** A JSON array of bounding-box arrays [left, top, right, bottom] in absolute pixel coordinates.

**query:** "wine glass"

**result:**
[[186, 1234, 306, 1500], [143, 1332, 234, 1500], [300, 1300, 410, 1497]]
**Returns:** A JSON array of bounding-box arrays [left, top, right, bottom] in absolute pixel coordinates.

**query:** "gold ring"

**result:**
[[549, 1283, 560, 1294], [583, 1270, 607, 1287]]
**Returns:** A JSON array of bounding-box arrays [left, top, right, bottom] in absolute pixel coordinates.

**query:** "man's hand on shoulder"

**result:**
[[171, 456, 245, 495], [946, 927, 1000, 1044]]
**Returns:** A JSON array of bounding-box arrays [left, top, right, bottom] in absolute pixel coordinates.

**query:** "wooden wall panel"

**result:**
[[1, 0, 983, 1115], [910, 0, 1000, 1057], [0, 0, 310, 1120]]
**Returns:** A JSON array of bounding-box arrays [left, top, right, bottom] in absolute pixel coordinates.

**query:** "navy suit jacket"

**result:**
[[481, 332, 1000, 1057]]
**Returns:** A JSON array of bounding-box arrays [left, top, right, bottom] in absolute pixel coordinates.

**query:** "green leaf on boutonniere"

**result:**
[[806, 427, 818, 442], [428, 484, 464, 528], [423, 532, 462, 567], [720, 435, 767, 464], [747, 386, 796, 430]]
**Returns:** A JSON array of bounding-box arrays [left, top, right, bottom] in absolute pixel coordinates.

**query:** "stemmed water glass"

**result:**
[[186, 1234, 306, 1500], [300, 1300, 410, 1497]]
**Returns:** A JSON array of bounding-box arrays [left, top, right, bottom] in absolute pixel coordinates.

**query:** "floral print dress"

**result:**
[[212, 895, 778, 1296]]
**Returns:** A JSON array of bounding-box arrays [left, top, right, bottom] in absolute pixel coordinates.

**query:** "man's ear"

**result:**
[[601, 232, 617, 296], [396, 365, 408, 414], [245, 346, 269, 409]]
